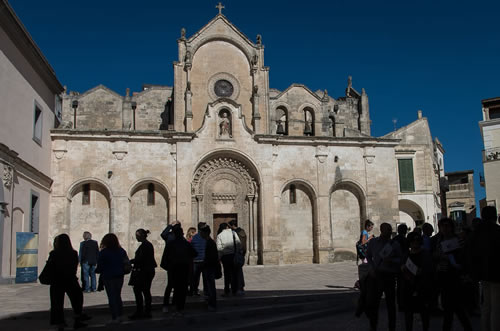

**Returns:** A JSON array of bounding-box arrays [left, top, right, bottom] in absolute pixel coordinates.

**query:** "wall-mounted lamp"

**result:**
[[107, 170, 113, 179]]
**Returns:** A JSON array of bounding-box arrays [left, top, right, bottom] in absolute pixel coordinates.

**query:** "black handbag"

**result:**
[[39, 260, 54, 285]]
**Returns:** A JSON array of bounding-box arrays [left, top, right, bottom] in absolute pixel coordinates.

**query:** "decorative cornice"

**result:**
[[254, 135, 400, 147]]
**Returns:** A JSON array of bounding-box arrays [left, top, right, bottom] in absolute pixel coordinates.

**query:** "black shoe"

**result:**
[[128, 312, 143, 320]]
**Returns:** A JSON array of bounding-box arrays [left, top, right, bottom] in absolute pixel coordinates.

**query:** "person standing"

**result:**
[[190, 222, 207, 296], [96, 233, 129, 324], [129, 229, 157, 319], [166, 225, 197, 315], [217, 223, 241, 296], [160, 220, 180, 313], [365, 222, 402, 331], [200, 225, 218, 311], [400, 232, 433, 331], [229, 219, 246, 295], [79, 231, 99, 293], [46, 234, 88, 330], [435, 218, 473, 331], [471, 206, 500, 331]]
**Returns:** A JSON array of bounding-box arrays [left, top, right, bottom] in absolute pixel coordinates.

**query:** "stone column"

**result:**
[[252, 87, 261, 133], [185, 87, 193, 132], [195, 194, 203, 223]]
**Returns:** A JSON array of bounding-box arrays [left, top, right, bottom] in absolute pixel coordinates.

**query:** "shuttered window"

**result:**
[[398, 159, 415, 192]]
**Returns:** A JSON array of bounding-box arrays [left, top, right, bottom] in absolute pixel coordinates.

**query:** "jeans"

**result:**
[[366, 272, 397, 331], [221, 254, 238, 294], [50, 279, 83, 325], [82, 262, 97, 291], [133, 270, 155, 314], [103, 277, 124, 320], [191, 261, 205, 294], [480, 281, 500, 331], [202, 266, 217, 308]]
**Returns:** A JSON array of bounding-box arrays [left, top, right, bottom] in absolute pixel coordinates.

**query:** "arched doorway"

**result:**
[[280, 180, 318, 264], [399, 199, 425, 230], [68, 180, 111, 249], [192, 152, 260, 264], [330, 181, 366, 261]]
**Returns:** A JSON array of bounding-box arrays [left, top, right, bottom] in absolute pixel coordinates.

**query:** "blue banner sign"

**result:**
[[16, 232, 39, 283]]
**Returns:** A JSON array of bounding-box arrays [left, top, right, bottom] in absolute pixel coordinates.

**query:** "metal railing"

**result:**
[[483, 147, 500, 162], [448, 183, 469, 191]]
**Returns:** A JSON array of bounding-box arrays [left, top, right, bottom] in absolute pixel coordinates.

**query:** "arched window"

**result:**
[[82, 183, 90, 205], [147, 183, 155, 206], [303, 108, 315, 136], [276, 106, 288, 135], [289, 184, 296, 204]]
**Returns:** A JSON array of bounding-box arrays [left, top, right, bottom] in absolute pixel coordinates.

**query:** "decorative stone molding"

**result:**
[[112, 151, 127, 160], [207, 72, 240, 101], [53, 149, 67, 160], [212, 193, 237, 201], [3, 165, 13, 189], [192, 157, 257, 196], [363, 155, 375, 164]]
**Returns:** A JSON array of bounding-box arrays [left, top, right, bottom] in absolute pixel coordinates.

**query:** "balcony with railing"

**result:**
[[483, 147, 500, 162], [449, 183, 469, 191]]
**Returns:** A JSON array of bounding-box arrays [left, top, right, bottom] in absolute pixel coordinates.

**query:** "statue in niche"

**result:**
[[219, 112, 231, 138]]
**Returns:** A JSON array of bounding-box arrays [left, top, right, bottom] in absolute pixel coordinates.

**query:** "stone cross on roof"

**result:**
[[216, 2, 225, 15]]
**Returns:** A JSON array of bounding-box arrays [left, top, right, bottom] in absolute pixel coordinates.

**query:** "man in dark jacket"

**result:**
[[229, 219, 247, 295], [79, 231, 99, 292], [471, 206, 500, 331]]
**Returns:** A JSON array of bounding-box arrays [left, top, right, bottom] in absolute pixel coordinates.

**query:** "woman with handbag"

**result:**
[[96, 233, 129, 324], [44, 234, 89, 330], [129, 229, 157, 319]]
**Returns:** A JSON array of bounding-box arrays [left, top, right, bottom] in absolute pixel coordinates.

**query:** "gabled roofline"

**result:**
[[382, 117, 429, 138], [0, 0, 63, 94], [272, 84, 323, 102], [73, 84, 124, 99], [186, 14, 257, 48]]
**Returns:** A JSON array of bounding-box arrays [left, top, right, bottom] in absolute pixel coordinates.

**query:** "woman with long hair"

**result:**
[[129, 229, 157, 319], [47, 234, 89, 330], [96, 233, 129, 324]]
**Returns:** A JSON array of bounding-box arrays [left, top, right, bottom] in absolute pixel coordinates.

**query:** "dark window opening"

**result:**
[[290, 184, 296, 204], [82, 184, 90, 205], [33, 105, 42, 144], [490, 107, 500, 120], [147, 183, 155, 206], [30, 193, 39, 233]]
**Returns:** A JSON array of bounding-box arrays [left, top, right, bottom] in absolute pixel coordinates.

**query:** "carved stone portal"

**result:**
[[192, 156, 259, 262]]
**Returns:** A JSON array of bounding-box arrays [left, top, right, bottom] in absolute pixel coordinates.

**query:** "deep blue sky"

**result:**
[[9, 0, 500, 208]]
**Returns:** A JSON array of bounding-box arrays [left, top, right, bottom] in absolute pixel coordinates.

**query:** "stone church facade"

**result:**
[[50, 12, 443, 265]]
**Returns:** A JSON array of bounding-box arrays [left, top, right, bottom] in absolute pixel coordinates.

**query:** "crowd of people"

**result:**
[[40, 219, 247, 330], [355, 206, 500, 331]]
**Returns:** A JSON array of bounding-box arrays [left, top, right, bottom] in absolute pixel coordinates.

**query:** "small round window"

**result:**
[[214, 80, 234, 98]]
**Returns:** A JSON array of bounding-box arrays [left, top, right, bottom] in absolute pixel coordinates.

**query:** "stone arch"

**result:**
[[399, 199, 425, 230], [192, 150, 261, 264], [329, 180, 367, 261], [275, 106, 289, 135], [302, 106, 315, 136], [67, 178, 112, 250], [280, 179, 319, 264], [129, 178, 170, 263]]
